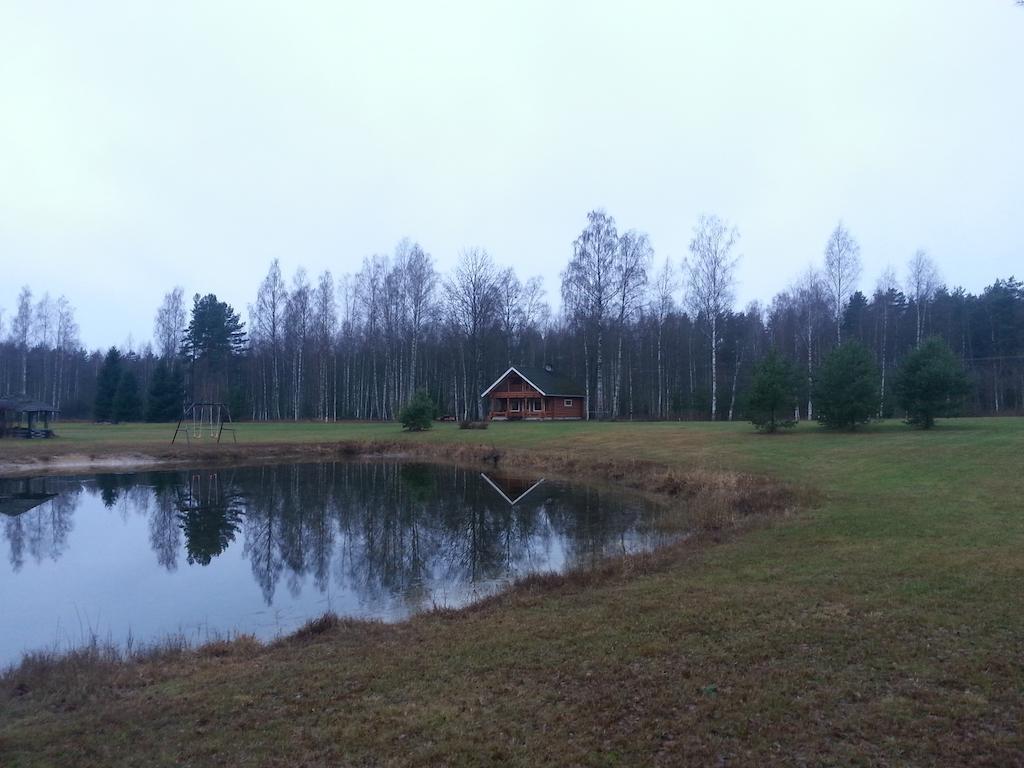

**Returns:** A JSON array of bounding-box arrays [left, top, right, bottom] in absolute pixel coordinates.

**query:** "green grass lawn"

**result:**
[[2, 418, 1023, 765]]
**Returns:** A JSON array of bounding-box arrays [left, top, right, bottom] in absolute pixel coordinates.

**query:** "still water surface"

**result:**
[[1, 462, 671, 664]]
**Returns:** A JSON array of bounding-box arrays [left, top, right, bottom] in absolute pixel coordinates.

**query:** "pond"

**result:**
[[0, 461, 674, 665]]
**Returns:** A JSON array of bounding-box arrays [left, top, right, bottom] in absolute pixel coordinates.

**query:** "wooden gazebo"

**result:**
[[0, 397, 59, 439]]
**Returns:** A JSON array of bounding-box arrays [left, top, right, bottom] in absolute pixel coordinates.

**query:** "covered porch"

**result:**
[[488, 396, 552, 420]]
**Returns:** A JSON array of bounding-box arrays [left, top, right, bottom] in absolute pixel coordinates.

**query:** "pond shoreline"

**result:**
[[0, 438, 805, 525], [0, 438, 803, 680]]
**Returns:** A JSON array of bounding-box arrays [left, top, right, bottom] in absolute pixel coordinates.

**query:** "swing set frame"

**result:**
[[171, 402, 237, 445]]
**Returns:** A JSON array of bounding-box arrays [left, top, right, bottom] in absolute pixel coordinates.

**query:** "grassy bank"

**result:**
[[2, 418, 1023, 765]]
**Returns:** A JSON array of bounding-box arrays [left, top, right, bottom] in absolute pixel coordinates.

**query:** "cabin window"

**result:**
[[510, 400, 521, 412], [531, 399, 543, 412], [564, 399, 574, 407]]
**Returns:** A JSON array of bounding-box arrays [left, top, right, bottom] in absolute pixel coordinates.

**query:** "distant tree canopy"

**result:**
[[893, 337, 970, 428], [747, 349, 798, 433], [2, 216, 1023, 426], [814, 342, 880, 430]]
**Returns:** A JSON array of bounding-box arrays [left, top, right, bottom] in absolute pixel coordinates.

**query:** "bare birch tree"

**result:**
[[253, 262, 287, 419], [154, 287, 187, 360], [285, 268, 312, 420], [649, 257, 677, 419], [905, 249, 941, 346], [401, 242, 436, 400], [875, 266, 899, 415], [354, 256, 387, 419], [312, 271, 337, 420], [445, 248, 499, 420], [496, 269, 524, 368], [561, 210, 619, 419], [53, 296, 78, 409], [521, 277, 546, 331], [823, 222, 861, 343], [11, 286, 32, 394], [33, 293, 54, 400], [612, 230, 652, 417], [794, 267, 825, 421], [686, 214, 739, 421]]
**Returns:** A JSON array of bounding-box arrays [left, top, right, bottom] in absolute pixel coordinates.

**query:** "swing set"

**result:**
[[171, 402, 237, 445]]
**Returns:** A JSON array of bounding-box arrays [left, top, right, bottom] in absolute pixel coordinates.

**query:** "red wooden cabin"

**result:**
[[481, 365, 585, 420]]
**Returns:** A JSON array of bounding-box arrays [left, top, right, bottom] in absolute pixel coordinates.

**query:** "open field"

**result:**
[[2, 418, 1023, 766]]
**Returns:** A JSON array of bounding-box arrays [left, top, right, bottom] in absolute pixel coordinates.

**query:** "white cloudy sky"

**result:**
[[1, 1, 1021, 349]]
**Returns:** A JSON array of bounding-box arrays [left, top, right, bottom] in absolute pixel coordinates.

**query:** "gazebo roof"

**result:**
[[0, 493, 58, 517], [0, 396, 59, 413]]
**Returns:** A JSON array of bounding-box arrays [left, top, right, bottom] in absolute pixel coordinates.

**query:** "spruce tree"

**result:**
[[893, 337, 970, 428], [814, 341, 879, 430], [747, 349, 798, 433], [399, 390, 438, 431], [94, 347, 123, 422], [147, 360, 185, 421], [113, 370, 143, 422]]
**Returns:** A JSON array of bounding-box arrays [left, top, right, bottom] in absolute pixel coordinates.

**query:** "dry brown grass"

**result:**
[[3, 420, 1021, 766], [1, 442, 800, 708]]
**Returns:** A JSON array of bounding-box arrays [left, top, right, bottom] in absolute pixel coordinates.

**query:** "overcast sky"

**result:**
[[1, 1, 1021, 350]]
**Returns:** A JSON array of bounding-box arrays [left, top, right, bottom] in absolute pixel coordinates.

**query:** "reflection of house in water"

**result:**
[[480, 473, 546, 507], [0, 477, 59, 518]]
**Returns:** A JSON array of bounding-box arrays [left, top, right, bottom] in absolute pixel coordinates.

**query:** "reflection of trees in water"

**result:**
[[175, 471, 245, 566], [90, 474, 152, 522], [3, 463, 663, 614], [96, 474, 121, 509], [543, 486, 662, 569], [300, 463, 336, 595], [436, 470, 549, 586], [278, 462, 334, 600], [239, 463, 337, 604], [147, 473, 181, 571], [242, 466, 285, 603], [1, 477, 81, 572], [341, 463, 440, 609]]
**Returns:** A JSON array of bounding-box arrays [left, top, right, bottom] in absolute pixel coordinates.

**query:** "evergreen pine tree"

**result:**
[[181, 293, 247, 403], [814, 341, 879, 430], [94, 347, 123, 422], [893, 337, 970, 428], [113, 370, 143, 422], [747, 349, 798, 433]]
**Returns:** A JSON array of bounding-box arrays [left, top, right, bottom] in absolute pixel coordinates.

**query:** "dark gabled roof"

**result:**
[[480, 366, 585, 398], [0, 396, 59, 413]]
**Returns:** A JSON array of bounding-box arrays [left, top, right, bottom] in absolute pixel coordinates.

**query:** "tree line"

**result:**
[[1, 211, 1021, 423]]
